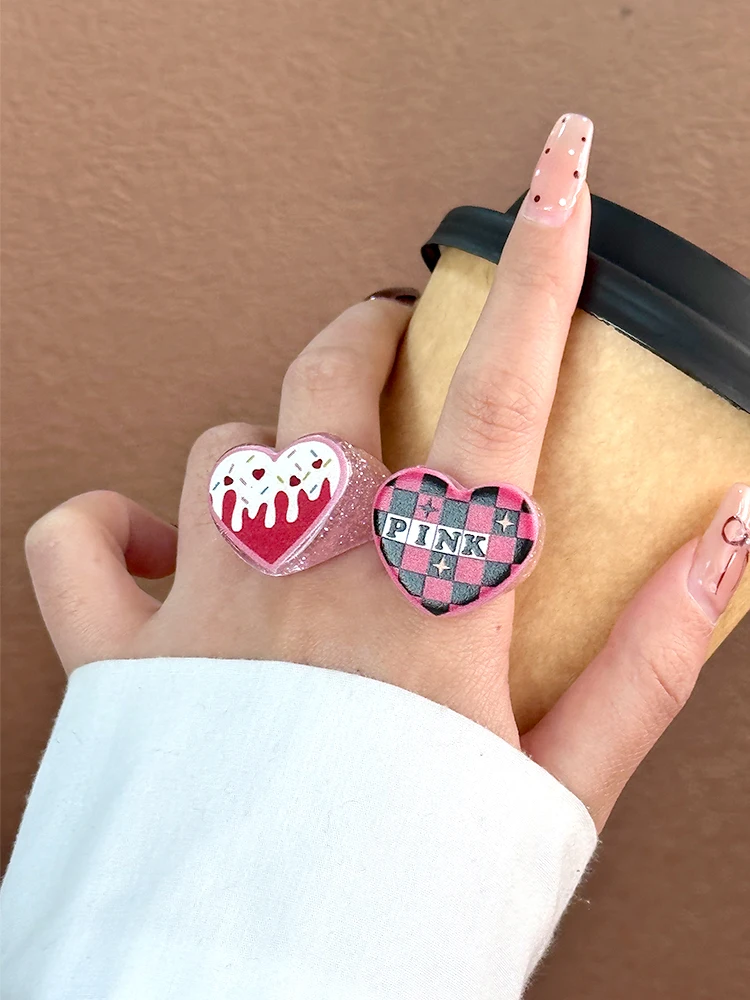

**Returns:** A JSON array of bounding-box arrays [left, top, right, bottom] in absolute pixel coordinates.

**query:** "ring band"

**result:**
[[209, 434, 389, 575], [373, 467, 543, 616]]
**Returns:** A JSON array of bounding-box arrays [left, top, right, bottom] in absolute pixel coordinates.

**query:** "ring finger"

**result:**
[[173, 291, 417, 589], [428, 112, 594, 493], [276, 289, 417, 457]]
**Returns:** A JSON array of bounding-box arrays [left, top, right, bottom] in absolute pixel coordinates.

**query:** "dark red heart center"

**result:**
[[252, 468, 265, 480]]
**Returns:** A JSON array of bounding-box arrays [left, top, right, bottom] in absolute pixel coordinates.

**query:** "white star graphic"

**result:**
[[495, 512, 515, 533], [433, 556, 452, 577]]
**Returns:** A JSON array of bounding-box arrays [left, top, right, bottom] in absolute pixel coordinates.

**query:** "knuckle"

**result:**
[[508, 259, 570, 317], [76, 489, 122, 511], [454, 367, 545, 452], [189, 423, 260, 464], [25, 505, 84, 561], [632, 635, 700, 719], [25, 491, 126, 560], [284, 345, 362, 399]]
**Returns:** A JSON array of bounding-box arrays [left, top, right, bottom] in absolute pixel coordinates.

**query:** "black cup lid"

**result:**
[[421, 195, 750, 415]]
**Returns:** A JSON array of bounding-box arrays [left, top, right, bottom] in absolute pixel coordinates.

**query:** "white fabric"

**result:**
[[1, 658, 597, 999]]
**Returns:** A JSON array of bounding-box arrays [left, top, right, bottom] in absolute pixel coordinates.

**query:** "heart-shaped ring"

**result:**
[[373, 467, 543, 616], [209, 434, 389, 575]]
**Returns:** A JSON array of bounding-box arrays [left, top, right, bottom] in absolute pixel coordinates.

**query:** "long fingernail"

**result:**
[[687, 483, 750, 624], [366, 287, 420, 305], [522, 112, 594, 227]]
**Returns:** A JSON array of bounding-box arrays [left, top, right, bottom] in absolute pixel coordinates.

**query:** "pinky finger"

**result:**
[[25, 491, 178, 673], [522, 483, 749, 831]]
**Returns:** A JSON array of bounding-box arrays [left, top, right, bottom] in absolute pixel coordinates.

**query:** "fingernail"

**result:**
[[687, 483, 750, 624], [366, 287, 420, 305], [522, 112, 594, 227]]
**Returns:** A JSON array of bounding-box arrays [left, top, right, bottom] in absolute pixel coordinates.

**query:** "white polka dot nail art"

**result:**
[[523, 113, 594, 227]]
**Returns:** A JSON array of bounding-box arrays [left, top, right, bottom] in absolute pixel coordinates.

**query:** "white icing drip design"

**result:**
[[211, 440, 342, 530]]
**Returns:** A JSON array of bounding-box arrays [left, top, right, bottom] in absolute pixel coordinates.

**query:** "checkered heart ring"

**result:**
[[209, 434, 389, 575], [372, 467, 544, 616]]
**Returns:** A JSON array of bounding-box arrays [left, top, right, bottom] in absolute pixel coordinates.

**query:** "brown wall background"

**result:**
[[3, 0, 749, 995]]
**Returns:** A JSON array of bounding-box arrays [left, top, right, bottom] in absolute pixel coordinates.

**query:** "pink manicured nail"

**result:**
[[687, 483, 750, 624], [522, 113, 594, 226]]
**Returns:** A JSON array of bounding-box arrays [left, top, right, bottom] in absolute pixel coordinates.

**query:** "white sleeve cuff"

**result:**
[[2, 658, 597, 999]]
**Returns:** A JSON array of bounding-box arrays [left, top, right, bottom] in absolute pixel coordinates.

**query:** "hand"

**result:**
[[25, 114, 749, 832]]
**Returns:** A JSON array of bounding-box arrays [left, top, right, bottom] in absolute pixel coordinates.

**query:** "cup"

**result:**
[[381, 195, 750, 731]]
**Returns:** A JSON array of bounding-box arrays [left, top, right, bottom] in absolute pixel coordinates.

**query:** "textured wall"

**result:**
[[3, 0, 749, 995]]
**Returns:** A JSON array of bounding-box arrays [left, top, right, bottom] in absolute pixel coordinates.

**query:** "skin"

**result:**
[[25, 178, 717, 833]]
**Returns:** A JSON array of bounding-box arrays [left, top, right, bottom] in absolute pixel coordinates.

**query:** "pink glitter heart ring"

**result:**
[[209, 434, 389, 576], [373, 467, 544, 616]]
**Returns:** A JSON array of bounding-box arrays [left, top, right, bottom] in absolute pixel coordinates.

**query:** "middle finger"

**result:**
[[429, 112, 594, 493]]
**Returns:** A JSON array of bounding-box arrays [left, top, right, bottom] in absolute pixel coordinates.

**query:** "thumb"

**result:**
[[522, 483, 749, 831]]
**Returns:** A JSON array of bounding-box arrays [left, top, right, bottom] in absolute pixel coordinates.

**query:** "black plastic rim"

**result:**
[[421, 195, 750, 415]]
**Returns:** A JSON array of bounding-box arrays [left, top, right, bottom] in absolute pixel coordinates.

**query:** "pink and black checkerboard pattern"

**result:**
[[373, 468, 539, 616]]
